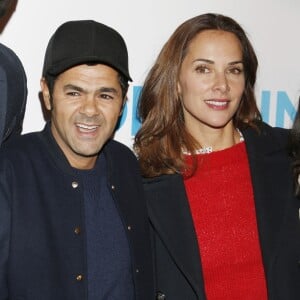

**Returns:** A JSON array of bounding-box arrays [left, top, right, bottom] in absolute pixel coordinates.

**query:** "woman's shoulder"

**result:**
[[243, 121, 290, 144], [260, 121, 289, 135], [143, 173, 183, 192], [143, 173, 181, 183]]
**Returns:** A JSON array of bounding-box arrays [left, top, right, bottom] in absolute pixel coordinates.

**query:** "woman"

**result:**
[[134, 13, 300, 300]]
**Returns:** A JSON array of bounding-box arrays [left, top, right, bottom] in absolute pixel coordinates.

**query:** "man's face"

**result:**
[[0, 0, 13, 18], [41, 64, 124, 169]]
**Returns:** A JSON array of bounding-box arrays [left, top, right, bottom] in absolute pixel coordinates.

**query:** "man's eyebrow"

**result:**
[[63, 84, 85, 92], [63, 85, 119, 95], [99, 87, 119, 95]]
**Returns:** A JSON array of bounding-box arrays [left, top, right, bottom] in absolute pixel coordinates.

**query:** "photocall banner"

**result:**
[[1, 0, 299, 147]]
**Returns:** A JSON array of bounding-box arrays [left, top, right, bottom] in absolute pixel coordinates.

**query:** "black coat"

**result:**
[[0, 124, 154, 300], [144, 122, 300, 300]]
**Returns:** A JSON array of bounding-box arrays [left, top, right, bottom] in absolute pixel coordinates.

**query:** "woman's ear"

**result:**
[[40, 78, 52, 111], [177, 81, 182, 96]]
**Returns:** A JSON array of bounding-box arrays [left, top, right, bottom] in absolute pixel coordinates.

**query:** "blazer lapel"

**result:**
[[144, 174, 206, 299]]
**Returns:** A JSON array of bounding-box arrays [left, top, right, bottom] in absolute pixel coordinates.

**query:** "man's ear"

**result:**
[[40, 78, 52, 111]]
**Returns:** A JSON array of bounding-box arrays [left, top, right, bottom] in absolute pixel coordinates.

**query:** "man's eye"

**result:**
[[101, 94, 113, 100]]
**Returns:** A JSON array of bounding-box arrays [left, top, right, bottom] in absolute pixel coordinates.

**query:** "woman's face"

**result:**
[[178, 29, 245, 133]]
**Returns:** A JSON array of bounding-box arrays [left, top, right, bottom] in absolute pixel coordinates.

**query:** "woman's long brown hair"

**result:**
[[134, 13, 261, 177]]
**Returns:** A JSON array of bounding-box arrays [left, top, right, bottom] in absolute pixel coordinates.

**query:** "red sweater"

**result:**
[[184, 142, 268, 300]]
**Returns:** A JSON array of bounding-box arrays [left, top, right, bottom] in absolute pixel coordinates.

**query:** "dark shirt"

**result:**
[[78, 154, 134, 299]]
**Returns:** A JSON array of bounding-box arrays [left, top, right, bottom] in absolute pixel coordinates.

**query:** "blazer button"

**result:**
[[74, 227, 81, 235], [76, 274, 83, 281], [156, 291, 166, 300], [72, 181, 79, 189]]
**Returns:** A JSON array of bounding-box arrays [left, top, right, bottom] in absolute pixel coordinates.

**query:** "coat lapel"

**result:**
[[144, 174, 206, 299], [242, 125, 292, 279]]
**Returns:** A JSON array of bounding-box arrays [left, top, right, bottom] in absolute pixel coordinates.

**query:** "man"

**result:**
[[0, 42, 27, 145], [0, 20, 154, 299]]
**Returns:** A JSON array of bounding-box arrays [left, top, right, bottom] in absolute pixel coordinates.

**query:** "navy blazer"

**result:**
[[144, 122, 300, 300], [0, 123, 154, 300]]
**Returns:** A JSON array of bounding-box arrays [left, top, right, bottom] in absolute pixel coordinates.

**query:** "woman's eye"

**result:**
[[195, 65, 209, 73], [228, 67, 243, 74]]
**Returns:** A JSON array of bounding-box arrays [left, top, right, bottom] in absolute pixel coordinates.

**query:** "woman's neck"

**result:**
[[186, 124, 244, 154]]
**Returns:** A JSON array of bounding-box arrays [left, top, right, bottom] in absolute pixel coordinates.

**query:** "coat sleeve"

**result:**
[[0, 159, 10, 300]]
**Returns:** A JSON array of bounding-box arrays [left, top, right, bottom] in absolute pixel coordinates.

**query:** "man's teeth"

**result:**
[[77, 124, 98, 130]]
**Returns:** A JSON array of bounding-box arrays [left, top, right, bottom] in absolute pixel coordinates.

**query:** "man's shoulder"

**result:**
[[104, 139, 136, 159], [104, 140, 141, 177], [0, 130, 43, 156]]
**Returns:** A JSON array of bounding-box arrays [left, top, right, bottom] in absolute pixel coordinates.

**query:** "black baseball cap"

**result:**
[[42, 20, 132, 81]]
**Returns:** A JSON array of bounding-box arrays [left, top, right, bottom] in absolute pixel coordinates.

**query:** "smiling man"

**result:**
[[0, 20, 154, 300]]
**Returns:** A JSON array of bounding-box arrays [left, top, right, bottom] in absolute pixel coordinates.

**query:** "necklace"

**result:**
[[183, 128, 244, 155]]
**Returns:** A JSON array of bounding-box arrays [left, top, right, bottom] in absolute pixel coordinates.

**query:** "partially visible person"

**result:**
[[0, 20, 154, 299], [0, 42, 27, 145], [0, 0, 16, 32], [134, 13, 300, 300], [0, 0, 13, 18], [289, 98, 300, 195]]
